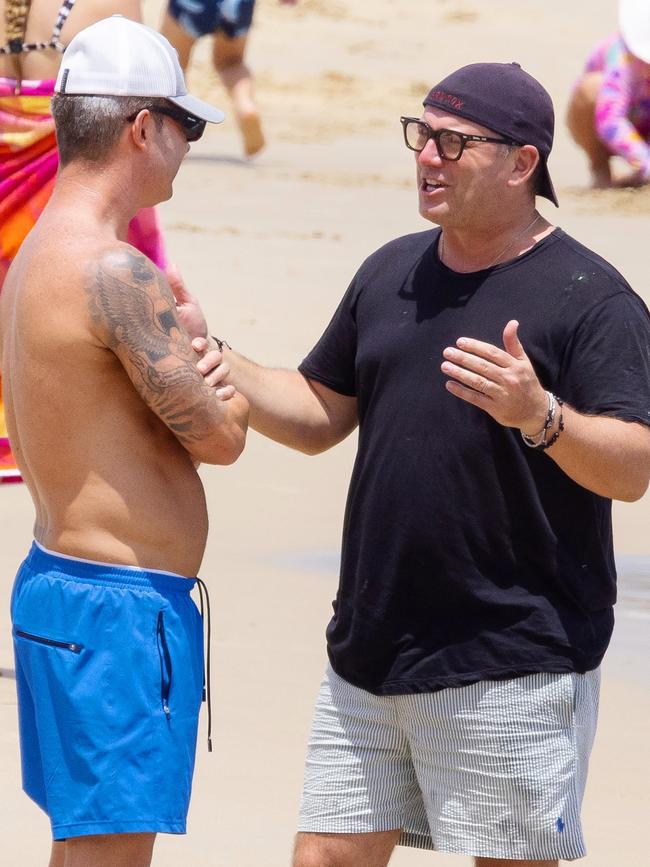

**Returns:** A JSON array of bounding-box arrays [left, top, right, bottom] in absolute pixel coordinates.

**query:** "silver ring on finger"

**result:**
[[476, 377, 489, 395]]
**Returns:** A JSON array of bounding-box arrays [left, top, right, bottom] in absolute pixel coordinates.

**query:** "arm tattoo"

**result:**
[[86, 249, 223, 447]]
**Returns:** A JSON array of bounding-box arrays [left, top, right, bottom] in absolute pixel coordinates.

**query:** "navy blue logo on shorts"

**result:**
[[556, 817, 565, 833]]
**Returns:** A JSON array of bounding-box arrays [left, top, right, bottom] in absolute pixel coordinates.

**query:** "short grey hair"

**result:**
[[51, 94, 169, 166]]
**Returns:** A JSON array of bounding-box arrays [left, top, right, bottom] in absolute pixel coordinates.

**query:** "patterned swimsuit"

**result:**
[[584, 32, 650, 178]]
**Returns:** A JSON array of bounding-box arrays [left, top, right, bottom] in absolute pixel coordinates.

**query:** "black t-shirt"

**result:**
[[298, 227, 650, 695]]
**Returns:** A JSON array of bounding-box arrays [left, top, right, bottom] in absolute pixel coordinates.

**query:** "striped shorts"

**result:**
[[298, 665, 600, 861]]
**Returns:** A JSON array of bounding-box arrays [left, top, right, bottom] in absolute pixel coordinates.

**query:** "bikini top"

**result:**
[[0, 0, 77, 56]]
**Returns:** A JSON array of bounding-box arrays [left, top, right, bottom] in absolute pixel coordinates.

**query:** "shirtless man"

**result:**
[[0, 16, 248, 867], [0, 0, 164, 483]]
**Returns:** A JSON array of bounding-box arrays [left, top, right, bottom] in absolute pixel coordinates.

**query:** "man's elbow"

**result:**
[[613, 458, 650, 502], [215, 430, 247, 465], [191, 428, 247, 465], [295, 438, 329, 456], [617, 474, 650, 502], [189, 398, 250, 465]]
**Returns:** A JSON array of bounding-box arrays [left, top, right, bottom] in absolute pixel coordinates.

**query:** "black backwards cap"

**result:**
[[423, 62, 558, 207]]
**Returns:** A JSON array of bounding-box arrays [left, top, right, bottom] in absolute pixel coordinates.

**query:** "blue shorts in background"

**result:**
[[169, 0, 256, 39], [11, 541, 205, 840]]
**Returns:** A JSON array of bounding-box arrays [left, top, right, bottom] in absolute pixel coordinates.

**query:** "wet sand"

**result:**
[[1, 0, 649, 863]]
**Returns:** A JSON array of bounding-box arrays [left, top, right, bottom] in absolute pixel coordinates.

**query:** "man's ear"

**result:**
[[129, 109, 152, 151], [508, 144, 540, 189]]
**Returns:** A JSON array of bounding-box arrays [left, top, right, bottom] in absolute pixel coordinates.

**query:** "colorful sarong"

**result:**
[[0, 77, 168, 483]]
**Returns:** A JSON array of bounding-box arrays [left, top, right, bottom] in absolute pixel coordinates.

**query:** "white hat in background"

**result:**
[[619, 0, 650, 63], [54, 15, 224, 123]]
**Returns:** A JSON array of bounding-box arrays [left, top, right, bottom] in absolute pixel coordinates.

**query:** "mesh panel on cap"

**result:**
[[58, 16, 182, 97]]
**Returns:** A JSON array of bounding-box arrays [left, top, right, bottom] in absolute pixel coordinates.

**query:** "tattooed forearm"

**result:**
[[86, 248, 227, 447]]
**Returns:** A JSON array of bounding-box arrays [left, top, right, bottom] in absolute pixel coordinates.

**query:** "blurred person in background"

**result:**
[[161, 0, 298, 158], [567, 0, 650, 188], [0, 0, 174, 484]]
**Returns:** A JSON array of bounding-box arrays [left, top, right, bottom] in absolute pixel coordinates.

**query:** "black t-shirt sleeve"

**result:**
[[298, 278, 359, 397], [559, 291, 650, 426]]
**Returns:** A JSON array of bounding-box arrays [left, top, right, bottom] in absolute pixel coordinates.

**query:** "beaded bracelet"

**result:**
[[540, 397, 564, 451], [520, 394, 565, 451], [520, 391, 555, 448]]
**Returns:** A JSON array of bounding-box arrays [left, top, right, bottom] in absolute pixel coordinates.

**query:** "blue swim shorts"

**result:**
[[168, 0, 256, 39], [11, 541, 205, 840]]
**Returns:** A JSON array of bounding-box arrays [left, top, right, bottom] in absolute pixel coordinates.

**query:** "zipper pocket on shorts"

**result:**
[[14, 628, 82, 653], [157, 611, 173, 719]]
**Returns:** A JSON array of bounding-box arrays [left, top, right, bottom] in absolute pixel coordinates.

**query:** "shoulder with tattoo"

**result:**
[[84, 246, 225, 447]]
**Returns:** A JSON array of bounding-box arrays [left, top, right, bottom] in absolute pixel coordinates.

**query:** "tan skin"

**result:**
[[189, 105, 650, 866], [0, 107, 248, 867], [160, 0, 298, 157], [565, 72, 613, 188], [292, 830, 557, 867], [0, 0, 142, 81]]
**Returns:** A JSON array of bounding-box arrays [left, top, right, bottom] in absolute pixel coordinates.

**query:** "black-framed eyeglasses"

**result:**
[[127, 105, 207, 142], [400, 116, 520, 160]]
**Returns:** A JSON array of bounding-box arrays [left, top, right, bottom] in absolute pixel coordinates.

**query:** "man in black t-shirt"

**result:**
[[196, 63, 650, 866]]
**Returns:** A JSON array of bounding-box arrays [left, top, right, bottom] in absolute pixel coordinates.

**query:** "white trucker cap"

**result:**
[[54, 15, 224, 123], [620, 0, 650, 63]]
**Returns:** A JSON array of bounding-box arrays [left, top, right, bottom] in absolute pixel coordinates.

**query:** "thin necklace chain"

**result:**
[[439, 213, 542, 270]]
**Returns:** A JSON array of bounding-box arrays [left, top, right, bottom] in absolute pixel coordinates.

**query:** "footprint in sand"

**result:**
[[441, 7, 479, 23], [562, 185, 650, 215], [347, 40, 376, 55]]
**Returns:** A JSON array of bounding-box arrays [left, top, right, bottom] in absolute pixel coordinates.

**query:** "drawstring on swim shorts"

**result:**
[[195, 577, 212, 752]]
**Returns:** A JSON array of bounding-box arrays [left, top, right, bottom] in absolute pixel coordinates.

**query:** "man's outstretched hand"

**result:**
[[441, 320, 549, 434]]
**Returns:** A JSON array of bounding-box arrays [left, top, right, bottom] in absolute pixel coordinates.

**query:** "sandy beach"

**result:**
[[1, 0, 649, 863]]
